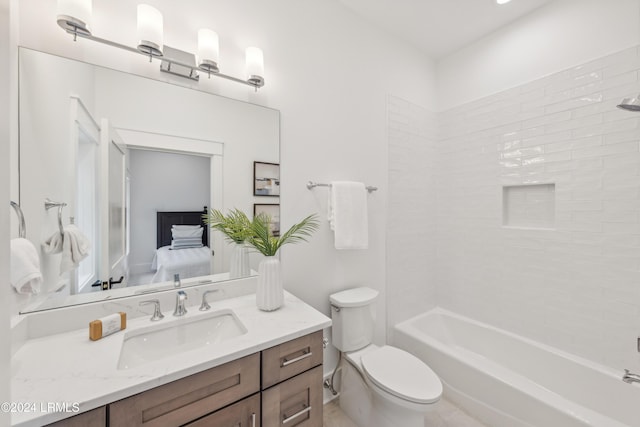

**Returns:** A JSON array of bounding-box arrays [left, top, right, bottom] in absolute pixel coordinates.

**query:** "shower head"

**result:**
[[617, 96, 640, 112]]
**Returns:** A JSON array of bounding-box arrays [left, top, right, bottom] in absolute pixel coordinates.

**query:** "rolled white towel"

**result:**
[[10, 238, 43, 294]]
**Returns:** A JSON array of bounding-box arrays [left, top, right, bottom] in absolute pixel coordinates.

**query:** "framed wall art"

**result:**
[[253, 161, 280, 196]]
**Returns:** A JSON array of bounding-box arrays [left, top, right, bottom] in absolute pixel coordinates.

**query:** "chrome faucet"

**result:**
[[173, 290, 188, 316], [174, 273, 181, 288], [623, 369, 640, 384], [199, 289, 220, 311], [139, 299, 164, 321]]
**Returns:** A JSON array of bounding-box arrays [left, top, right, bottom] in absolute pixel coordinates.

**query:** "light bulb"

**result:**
[[137, 4, 163, 58], [245, 47, 265, 87], [57, 0, 92, 36], [197, 29, 220, 73]]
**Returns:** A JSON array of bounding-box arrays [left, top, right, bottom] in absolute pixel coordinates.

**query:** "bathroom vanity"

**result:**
[[11, 285, 330, 427], [50, 332, 322, 427]]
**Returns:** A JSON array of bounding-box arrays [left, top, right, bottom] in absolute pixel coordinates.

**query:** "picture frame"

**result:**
[[254, 203, 280, 237], [253, 161, 280, 197]]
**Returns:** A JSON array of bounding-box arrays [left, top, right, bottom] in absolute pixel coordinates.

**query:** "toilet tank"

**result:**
[[329, 287, 379, 352]]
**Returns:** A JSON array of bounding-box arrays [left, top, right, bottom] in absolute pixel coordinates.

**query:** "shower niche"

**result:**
[[502, 184, 555, 229]]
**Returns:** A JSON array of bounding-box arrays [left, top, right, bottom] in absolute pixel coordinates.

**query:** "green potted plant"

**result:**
[[205, 208, 253, 279], [247, 212, 319, 311]]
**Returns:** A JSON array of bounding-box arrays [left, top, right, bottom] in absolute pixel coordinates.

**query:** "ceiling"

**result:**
[[338, 0, 556, 59]]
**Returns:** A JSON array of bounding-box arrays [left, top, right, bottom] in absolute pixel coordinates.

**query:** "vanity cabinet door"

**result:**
[[46, 406, 106, 427], [184, 392, 260, 427], [262, 366, 323, 427], [262, 330, 323, 389], [109, 353, 260, 427]]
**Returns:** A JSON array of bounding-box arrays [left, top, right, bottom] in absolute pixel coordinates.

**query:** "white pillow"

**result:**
[[172, 227, 203, 239], [172, 224, 201, 229]]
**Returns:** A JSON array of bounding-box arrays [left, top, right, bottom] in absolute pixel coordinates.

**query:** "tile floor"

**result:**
[[323, 398, 488, 427]]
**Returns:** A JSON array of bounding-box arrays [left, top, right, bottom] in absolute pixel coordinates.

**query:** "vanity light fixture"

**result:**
[[56, 1, 265, 90]]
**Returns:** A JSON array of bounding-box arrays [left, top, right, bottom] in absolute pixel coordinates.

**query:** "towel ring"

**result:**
[[10, 201, 26, 238], [44, 198, 67, 236]]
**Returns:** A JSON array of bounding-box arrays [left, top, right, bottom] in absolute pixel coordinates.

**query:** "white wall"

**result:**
[[1, 0, 12, 423], [437, 0, 640, 111], [14, 0, 436, 375], [128, 149, 210, 274]]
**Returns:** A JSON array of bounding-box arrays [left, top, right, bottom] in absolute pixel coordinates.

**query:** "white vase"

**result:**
[[256, 257, 283, 311], [230, 243, 250, 279]]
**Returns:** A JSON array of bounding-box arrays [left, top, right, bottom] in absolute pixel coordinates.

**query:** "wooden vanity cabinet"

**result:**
[[45, 331, 323, 427], [261, 331, 324, 427], [108, 353, 260, 427], [262, 366, 323, 427], [184, 392, 260, 427], [46, 406, 106, 427]]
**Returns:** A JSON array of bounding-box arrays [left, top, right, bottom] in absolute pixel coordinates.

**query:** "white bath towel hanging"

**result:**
[[43, 225, 91, 274], [10, 238, 43, 294], [328, 181, 369, 250]]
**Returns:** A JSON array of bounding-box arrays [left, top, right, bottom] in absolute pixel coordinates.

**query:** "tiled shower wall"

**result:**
[[386, 95, 438, 339], [436, 46, 640, 369]]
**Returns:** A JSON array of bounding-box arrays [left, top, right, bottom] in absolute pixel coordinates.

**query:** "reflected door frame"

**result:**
[[115, 128, 224, 276]]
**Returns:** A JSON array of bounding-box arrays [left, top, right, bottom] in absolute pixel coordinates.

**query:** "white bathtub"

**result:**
[[393, 308, 640, 427]]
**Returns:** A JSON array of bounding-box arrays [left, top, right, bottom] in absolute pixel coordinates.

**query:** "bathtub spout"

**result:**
[[623, 369, 640, 384]]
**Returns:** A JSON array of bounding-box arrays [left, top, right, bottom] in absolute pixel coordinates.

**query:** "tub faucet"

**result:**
[[174, 273, 181, 288], [173, 290, 188, 316], [623, 369, 640, 384]]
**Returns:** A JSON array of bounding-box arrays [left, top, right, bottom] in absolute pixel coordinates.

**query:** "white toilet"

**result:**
[[330, 287, 442, 427]]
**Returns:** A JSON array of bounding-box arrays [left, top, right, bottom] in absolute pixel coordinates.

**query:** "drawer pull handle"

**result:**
[[251, 412, 256, 427], [281, 351, 312, 367], [282, 405, 311, 424]]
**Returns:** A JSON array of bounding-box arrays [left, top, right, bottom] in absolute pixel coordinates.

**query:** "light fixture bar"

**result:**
[[58, 23, 265, 90]]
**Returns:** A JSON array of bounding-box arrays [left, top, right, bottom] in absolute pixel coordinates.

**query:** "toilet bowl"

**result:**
[[329, 287, 443, 427]]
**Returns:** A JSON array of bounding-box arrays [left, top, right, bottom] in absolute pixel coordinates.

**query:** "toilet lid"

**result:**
[[361, 346, 442, 404]]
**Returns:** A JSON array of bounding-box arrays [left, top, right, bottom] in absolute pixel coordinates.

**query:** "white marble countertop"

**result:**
[[11, 291, 331, 426]]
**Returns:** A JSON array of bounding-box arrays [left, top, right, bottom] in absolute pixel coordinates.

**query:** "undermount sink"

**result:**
[[117, 309, 247, 370]]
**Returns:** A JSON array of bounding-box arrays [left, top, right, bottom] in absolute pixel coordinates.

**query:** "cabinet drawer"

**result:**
[[262, 331, 323, 389], [109, 353, 260, 427], [185, 392, 260, 427], [46, 406, 106, 427], [262, 366, 323, 427]]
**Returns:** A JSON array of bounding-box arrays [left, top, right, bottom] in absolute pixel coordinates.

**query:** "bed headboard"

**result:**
[[156, 207, 209, 249]]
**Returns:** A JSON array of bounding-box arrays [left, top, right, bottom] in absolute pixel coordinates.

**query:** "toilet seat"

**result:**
[[361, 346, 442, 404]]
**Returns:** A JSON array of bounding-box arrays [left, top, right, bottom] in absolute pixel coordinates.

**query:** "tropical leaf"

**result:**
[[204, 208, 252, 244], [247, 213, 319, 256]]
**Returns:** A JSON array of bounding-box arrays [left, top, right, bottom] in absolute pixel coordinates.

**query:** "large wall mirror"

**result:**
[[15, 48, 279, 313]]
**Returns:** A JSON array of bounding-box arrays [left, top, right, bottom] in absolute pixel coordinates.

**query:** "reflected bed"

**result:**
[[151, 208, 211, 283]]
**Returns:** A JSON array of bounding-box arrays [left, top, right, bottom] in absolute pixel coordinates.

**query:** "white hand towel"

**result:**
[[42, 225, 91, 274], [60, 224, 91, 274], [42, 230, 64, 254], [328, 181, 369, 250], [10, 238, 43, 294]]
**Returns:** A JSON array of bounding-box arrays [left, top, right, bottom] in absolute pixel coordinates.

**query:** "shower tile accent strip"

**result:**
[[436, 46, 640, 370]]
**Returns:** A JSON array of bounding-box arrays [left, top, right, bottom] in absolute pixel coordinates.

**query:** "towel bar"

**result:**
[[10, 201, 26, 238], [306, 181, 378, 193], [44, 198, 67, 236]]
